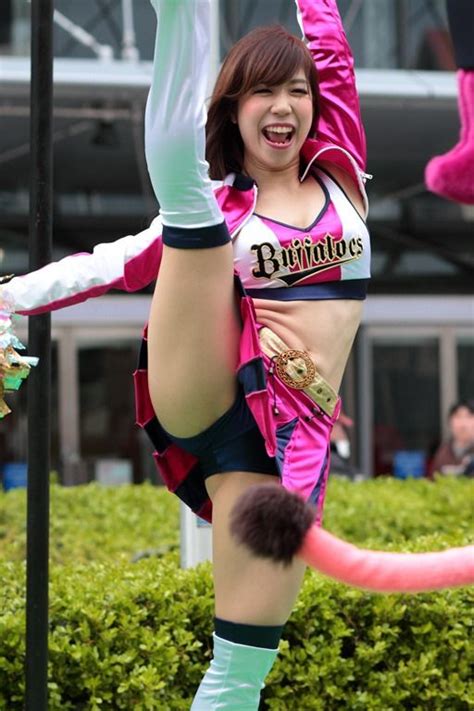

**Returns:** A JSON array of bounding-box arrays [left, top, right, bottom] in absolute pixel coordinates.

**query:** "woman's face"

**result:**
[[236, 69, 313, 175]]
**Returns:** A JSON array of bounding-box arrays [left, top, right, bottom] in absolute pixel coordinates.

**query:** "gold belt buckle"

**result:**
[[274, 349, 316, 390]]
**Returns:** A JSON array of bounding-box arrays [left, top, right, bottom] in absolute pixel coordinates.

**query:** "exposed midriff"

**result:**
[[253, 297, 363, 393]]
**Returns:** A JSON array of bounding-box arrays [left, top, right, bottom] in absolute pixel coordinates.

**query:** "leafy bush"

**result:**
[[0, 477, 472, 709], [1, 554, 472, 710], [0, 557, 213, 710], [1, 477, 472, 564], [323, 476, 473, 548], [0, 482, 180, 565]]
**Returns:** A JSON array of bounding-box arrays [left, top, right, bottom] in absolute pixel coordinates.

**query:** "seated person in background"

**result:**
[[430, 400, 474, 477]]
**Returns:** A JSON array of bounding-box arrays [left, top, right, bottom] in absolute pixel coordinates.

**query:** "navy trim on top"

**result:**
[[162, 221, 230, 249], [315, 164, 367, 227], [246, 279, 369, 301], [233, 173, 256, 191], [254, 175, 330, 232]]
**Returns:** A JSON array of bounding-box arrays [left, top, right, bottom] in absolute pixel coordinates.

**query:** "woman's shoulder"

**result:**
[[315, 160, 366, 219]]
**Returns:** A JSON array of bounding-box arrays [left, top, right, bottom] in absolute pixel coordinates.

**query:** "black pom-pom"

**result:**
[[230, 484, 315, 566]]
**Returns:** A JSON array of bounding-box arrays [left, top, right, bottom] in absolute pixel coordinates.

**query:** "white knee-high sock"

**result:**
[[145, 0, 223, 229], [191, 634, 279, 711]]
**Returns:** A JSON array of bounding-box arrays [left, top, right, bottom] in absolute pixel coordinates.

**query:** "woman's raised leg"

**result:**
[[143, 4, 306, 707], [145, 0, 241, 437]]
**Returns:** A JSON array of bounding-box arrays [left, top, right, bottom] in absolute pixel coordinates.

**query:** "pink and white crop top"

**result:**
[[233, 168, 371, 301]]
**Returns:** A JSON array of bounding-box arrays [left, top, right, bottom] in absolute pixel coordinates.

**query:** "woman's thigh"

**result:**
[[206, 471, 307, 626], [147, 243, 241, 438]]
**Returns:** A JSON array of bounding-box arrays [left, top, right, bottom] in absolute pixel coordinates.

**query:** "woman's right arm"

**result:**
[[0, 217, 163, 316]]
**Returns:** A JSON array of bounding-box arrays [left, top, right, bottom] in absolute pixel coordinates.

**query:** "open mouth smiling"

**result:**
[[262, 125, 296, 148]]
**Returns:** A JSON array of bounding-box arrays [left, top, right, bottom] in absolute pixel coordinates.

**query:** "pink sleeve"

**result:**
[[295, 0, 367, 171], [2, 218, 163, 316]]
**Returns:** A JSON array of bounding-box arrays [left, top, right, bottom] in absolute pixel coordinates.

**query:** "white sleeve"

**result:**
[[1, 217, 163, 315]]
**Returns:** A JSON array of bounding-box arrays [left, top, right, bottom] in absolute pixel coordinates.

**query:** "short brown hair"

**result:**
[[206, 25, 319, 180]]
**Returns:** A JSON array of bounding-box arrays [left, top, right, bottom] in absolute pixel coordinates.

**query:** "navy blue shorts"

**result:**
[[165, 387, 279, 479]]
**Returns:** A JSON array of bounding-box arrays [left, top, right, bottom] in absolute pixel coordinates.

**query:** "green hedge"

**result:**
[[0, 478, 473, 709], [1, 477, 472, 563], [0, 481, 180, 565], [1, 557, 472, 710]]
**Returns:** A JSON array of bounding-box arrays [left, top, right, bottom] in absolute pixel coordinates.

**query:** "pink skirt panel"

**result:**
[[238, 293, 277, 458], [260, 350, 340, 524]]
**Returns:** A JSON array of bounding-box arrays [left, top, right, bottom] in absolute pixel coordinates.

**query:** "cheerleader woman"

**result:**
[[5, 3, 469, 708]]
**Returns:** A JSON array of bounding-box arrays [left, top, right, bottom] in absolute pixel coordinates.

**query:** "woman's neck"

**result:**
[[243, 158, 302, 194]]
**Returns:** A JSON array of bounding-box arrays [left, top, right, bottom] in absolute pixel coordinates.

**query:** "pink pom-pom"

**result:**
[[231, 484, 474, 593]]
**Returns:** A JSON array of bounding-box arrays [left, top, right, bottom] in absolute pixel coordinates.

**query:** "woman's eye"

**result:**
[[292, 88, 309, 95], [253, 87, 271, 94]]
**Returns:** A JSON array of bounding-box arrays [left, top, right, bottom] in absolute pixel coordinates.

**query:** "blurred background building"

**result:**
[[0, 0, 473, 484]]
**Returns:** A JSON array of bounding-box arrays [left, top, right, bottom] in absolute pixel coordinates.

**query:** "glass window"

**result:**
[[78, 341, 155, 484], [458, 336, 474, 402], [0, 2, 12, 50], [51, 0, 156, 61], [8, 0, 29, 56], [0, 0, 157, 60], [372, 337, 440, 476], [219, 0, 300, 55], [219, 0, 448, 70]]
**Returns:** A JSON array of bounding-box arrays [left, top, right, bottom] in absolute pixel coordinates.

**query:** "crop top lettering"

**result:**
[[233, 168, 371, 301]]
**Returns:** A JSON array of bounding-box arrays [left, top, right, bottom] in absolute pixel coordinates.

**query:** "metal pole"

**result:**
[[121, 0, 139, 61], [25, 0, 53, 709]]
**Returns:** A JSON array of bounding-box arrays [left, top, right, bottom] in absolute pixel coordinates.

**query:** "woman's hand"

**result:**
[[0, 284, 38, 419]]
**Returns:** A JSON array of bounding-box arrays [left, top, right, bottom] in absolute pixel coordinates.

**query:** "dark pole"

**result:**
[[396, 0, 410, 69], [25, 0, 53, 709]]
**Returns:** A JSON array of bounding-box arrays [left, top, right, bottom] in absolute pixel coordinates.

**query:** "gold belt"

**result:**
[[259, 327, 338, 417]]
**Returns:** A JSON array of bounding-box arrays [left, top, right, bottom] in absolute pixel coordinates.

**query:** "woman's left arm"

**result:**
[[295, 0, 367, 172]]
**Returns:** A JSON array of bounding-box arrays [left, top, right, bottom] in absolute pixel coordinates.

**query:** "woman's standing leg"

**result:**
[[191, 472, 307, 710], [145, 0, 241, 436]]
